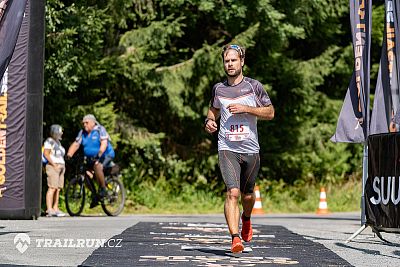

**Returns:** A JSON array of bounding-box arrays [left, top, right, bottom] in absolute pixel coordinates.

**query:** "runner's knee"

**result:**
[[227, 188, 240, 199], [242, 192, 255, 201]]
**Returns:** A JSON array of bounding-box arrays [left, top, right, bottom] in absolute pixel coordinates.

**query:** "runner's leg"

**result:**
[[239, 153, 260, 242], [225, 188, 241, 235], [219, 151, 241, 235], [240, 153, 260, 216]]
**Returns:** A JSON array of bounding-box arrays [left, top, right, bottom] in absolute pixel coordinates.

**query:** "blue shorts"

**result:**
[[87, 155, 114, 169]]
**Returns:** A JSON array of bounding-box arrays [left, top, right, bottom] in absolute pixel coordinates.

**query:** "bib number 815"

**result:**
[[230, 124, 244, 132]]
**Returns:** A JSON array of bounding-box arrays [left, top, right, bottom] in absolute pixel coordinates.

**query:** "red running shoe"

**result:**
[[231, 236, 244, 253], [241, 214, 253, 242]]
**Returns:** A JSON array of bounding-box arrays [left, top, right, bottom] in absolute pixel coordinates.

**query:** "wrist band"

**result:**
[[204, 118, 214, 125]]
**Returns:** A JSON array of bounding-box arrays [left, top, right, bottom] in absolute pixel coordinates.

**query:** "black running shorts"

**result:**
[[218, 150, 260, 194]]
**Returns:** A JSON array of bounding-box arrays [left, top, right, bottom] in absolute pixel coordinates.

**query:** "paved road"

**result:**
[[0, 212, 399, 266]]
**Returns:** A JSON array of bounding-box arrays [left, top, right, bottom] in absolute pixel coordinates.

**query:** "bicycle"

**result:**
[[65, 155, 126, 216]]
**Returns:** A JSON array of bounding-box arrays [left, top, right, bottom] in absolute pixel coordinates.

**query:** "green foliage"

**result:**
[[259, 176, 361, 213], [120, 134, 222, 193], [124, 179, 224, 214], [43, 0, 380, 212], [44, 0, 110, 130], [119, 177, 361, 214]]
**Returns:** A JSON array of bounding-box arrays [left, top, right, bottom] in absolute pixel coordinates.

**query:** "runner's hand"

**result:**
[[227, 103, 248, 114], [205, 119, 218, 134]]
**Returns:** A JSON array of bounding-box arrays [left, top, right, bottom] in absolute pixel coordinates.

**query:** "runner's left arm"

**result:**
[[227, 104, 274, 120]]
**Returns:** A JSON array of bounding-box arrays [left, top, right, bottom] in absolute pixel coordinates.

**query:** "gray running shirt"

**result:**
[[211, 77, 272, 153]]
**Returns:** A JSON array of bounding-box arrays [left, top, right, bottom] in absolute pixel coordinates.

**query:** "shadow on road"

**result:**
[[262, 216, 359, 221], [182, 246, 251, 257], [0, 230, 29, 237], [335, 241, 400, 261]]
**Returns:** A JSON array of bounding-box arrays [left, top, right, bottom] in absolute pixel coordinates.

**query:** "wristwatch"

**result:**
[[204, 118, 214, 125]]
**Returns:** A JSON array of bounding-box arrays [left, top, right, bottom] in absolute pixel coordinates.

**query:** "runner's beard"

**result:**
[[225, 68, 242, 78]]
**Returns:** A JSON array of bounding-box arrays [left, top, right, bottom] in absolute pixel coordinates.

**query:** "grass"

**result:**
[[122, 179, 225, 214], [259, 177, 362, 213], [55, 176, 362, 216], [120, 177, 362, 215]]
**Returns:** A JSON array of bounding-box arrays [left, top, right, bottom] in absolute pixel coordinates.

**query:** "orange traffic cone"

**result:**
[[316, 187, 329, 214], [252, 185, 264, 215]]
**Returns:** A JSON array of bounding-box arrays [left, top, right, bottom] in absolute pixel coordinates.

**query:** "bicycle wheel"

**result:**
[[101, 176, 125, 216], [65, 176, 86, 216]]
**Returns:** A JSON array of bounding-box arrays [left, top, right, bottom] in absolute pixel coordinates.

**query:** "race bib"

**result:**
[[225, 122, 250, 141]]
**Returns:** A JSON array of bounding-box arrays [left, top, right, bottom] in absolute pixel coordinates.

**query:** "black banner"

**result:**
[[0, 0, 27, 80], [0, 0, 44, 219], [370, 0, 400, 134], [331, 0, 372, 143], [366, 133, 400, 231]]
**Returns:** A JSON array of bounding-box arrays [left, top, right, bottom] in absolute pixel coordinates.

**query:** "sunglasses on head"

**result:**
[[222, 44, 245, 59]]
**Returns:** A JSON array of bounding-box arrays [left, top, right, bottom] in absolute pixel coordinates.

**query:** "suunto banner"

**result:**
[[370, 0, 400, 135], [331, 0, 372, 143], [366, 133, 400, 231], [0, 0, 44, 219]]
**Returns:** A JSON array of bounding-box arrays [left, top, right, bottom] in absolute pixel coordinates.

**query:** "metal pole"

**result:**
[[361, 143, 368, 225], [345, 143, 368, 243]]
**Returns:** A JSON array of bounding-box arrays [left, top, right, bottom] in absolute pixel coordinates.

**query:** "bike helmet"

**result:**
[[50, 124, 63, 141]]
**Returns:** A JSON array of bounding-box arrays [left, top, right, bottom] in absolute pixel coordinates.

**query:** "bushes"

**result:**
[[257, 176, 362, 213], [44, 0, 370, 214], [123, 178, 224, 214]]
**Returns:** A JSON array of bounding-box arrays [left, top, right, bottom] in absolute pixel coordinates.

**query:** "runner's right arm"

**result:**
[[205, 107, 220, 134]]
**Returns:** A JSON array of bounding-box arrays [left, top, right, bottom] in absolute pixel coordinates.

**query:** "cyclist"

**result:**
[[66, 114, 115, 207]]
